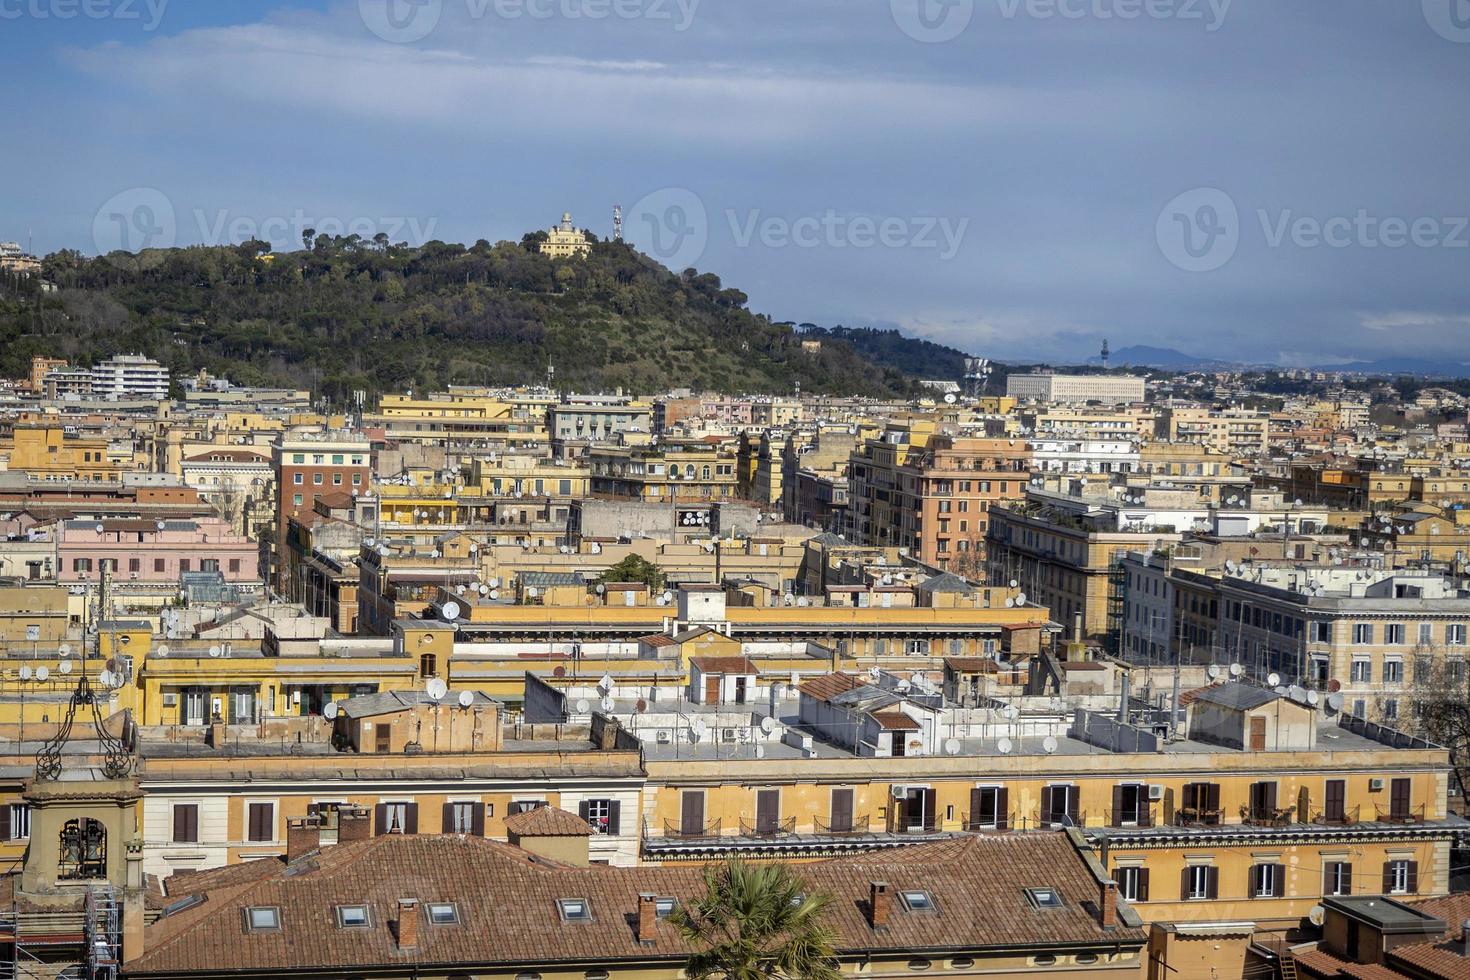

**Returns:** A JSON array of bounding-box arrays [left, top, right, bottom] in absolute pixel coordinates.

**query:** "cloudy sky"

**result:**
[[3, 0, 1468, 366]]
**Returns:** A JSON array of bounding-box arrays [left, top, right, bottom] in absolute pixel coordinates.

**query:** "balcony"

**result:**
[[1104, 809, 1156, 829], [1309, 805, 1360, 827], [663, 818, 722, 840], [1374, 804, 1426, 825], [813, 814, 872, 836], [961, 812, 1012, 833], [1173, 807, 1223, 828], [739, 816, 797, 838], [1240, 806, 1294, 828]]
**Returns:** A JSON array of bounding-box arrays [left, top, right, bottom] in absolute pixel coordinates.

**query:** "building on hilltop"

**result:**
[[537, 211, 592, 258]]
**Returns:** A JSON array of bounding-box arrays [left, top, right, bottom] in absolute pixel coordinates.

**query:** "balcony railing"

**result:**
[[1173, 807, 1223, 828], [961, 812, 1014, 833], [1240, 806, 1295, 828], [814, 815, 872, 836], [1029, 810, 1089, 830], [663, 818, 722, 839], [1310, 805, 1361, 827], [1104, 809, 1156, 829], [1374, 804, 1426, 825], [739, 816, 797, 838]]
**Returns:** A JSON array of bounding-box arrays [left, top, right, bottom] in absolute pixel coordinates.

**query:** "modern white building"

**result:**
[[92, 354, 170, 401], [1006, 372, 1146, 405]]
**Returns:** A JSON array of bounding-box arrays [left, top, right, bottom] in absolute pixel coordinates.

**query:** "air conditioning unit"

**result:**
[[162, 693, 179, 707], [892, 785, 907, 799], [655, 731, 671, 744], [1369, 778, 1385, 792], [1148, 785, 1165, 801]]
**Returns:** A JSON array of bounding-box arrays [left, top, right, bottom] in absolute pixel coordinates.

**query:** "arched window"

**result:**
[[59, 818, 106, 880]]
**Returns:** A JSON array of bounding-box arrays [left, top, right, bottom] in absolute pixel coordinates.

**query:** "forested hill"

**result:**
[[795, 325, 969, 380], [0, 236, 968, 401]]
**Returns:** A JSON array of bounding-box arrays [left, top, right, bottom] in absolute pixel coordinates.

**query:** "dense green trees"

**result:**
[[0, 237, 972, 402]]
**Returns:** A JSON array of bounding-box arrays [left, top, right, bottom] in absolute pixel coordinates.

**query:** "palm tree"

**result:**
[[671, 858, 841, 980]]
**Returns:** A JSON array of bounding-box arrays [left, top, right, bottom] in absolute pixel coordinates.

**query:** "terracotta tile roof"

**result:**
[[798, 672, 863, 703], [869, 710, 921, 731], [638, 633, 677, 647], [689, 655, 757, 674], [129, 831, 1141, 976], [1294, 949, 1410, 980], [503, 806, 594, 838], [944, 657, 1002, 673]]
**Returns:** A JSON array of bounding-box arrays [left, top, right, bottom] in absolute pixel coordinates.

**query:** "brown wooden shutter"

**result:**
[[1041, 786, 1054, 826], [1182, 783, 1198, 811], [404, 803, 418, 835], [996, 788, 1009, 830], [1265, 782, 1278, 813], [921, 789, 937, 831], [374, 803, 388, 836], [471, 804, 485, 837], [1325, 864, 1336, 896], [1111, 786, 1125, 827], [1391, 778, 1411, 818], [1382, 861, 1394, 893], [1180, 868, 1192, 900], [1066, 786, 1079, 825], [1141, 792, 1153, 828], [1138, 868, 1150, 902], [0, 806, 11, 842], [248, 803, 271, 842], [578, 801, 590, 825], [607, 800, 621, 836], [442, 802, 457, 834], [1407, 862, 1420, 894], [1273, 864, 1285, 898], [970, 788, 984, 830], [1206, 783, 1221, 823], [830, 789, 853, 833], [1341, 864, 1352, 896], [1206, 867, 1219, 900]]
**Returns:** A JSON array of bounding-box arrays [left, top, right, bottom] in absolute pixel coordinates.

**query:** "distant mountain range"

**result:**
[[1085, 345, 1470, 378]]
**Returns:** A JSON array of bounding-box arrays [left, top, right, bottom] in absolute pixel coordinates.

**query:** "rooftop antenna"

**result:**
[[1100, 339, 1110, 369], [613, 203, 623, 242]]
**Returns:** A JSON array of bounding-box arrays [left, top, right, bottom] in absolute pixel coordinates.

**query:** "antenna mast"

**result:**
[[1100, 339, 1111, 369], [613, 204, 623, 242]]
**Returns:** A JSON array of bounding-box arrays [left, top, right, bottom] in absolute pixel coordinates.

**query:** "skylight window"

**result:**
[[426, 902, 459, 925], [245, 907, 280, 931], [1025, 888, 1064, 910], [336, 905, 369, 928], [558, 898, 592, 922], [654, 897, 677, 918], [899, 890, 935, 912]]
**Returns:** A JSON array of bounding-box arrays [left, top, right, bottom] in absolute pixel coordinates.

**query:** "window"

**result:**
[[1112, 783, 1151, 827], [245, 907, 280, 931], [445, 802, 480, 835], [293, 473, 303, 485], [313, 474, 323, 485], [1351, 658, 1371, 683], [336, 905, 370, 928], [376, 802, 414, 835], [129, 558, 140, 573], [580, 799, 619, 835], [1184, 866, 1215, 901], [172, 804, 199, 844], [246, 802, 273, 843], [654, 897, 677, 918], [293, 494, 303, 506], [1385, 624, 1406, 645], [426, 902, 459, 925], [1251, 863, 1283, 898], [5, 803, 31, 841], [1024, 888, 1063, 910], [155, 558, 166, 572], [900, 890, 936, 912], [1386, 860, 1416, 895], [558, 898, 592, 922], [1353, 624, 1374, 645], [1384, 659, 1404, 684], [1115, 866, 1149, 902], [1450, 624, 1468, 646], [1311, 621, 1332, 643], [1383, 699, 1399, 721], [1419, 623, 1434, 646], [1324, 862, 1352, 897]]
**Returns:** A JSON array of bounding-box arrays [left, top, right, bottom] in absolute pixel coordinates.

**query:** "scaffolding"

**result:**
[[0, 885, 120, 980]]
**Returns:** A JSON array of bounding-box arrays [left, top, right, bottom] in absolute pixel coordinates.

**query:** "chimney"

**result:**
[[1099, 880, 1117, 929], [868, 881, 891, 929], [637, 893, 658, 943], [338, 806, 371, 843], [286, 817, 320, 863], [396, 899, 419, 950], [1460, 919, 1470, 956]]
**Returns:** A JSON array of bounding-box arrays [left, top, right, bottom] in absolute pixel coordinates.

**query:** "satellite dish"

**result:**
[[1308, 905, 1326, 927], [1327, 692, 1344, 712], [635, 699, 648, 713], [425, 678, 448, 701], [1288, 685, 1308, 704], [575, 698, 591, 714], [662, 591, 674, 603], [692, 719, 708, 737], [489, 590, 499, 600], [489, 577, 501, 589], [1229, 663, 1244, 678], [1005, 598, 1015, 608], [156, 520, 165, 530], [1042, 736, 1058, 754], [1327, 678, 1341, 693], [944, 738, 961, 756], [552, 665, 566, 678], [996, 737, 1013, 754], [1306, 690, 1320, 706], [1267, 672, 1281, 687], [58, 643, 71, 657], [1015, 592, 1027, 605], [323, 702, 339, 720], [599, 673, 614, 692], [1004, 705, 1020, 720], [595, 583, 606, 595], [1009, 579, 1019, 589], [209, 645, 222, 658], [458, 690, 474, 708], [18, 666, 31, 681], [527, 587, 539, 598], [441, 600, 461, 621], [1206, 665, 1221, 680], [94, 523, 104, 534], [36, 666, 51, 682], [760, 716, 776, 733], [58, 660, 72, 675]]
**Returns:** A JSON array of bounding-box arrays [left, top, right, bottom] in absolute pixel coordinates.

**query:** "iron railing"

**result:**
[[814, 814, 872, 835], [1374, 804, 1426, 825], [663, 818, 722, 839], [1310, 805, 1361, 826], [739, 816, 797, 837]]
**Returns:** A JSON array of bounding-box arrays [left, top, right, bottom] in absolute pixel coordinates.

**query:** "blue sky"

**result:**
[[3, 0, 1469, 366]]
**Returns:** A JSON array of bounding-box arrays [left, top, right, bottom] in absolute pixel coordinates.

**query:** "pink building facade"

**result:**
[[58, 517, 260, 584]]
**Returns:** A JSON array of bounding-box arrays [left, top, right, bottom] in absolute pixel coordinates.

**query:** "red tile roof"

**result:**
[[798, 672, 863, 703], [689, 655, 757, 674], [130, 832, 1141, 976], [503, 806, 595, 838], [869, 711, 920, 731]]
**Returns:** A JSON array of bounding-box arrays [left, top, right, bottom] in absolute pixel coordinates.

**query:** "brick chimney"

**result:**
[[396, 899, 419, 950], [1099, 880, 1117, 929], [869, 881, 891, 929], [286, 817, 320, 863], [338, 806, 372, 843], [637, 893, 658, 943]]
